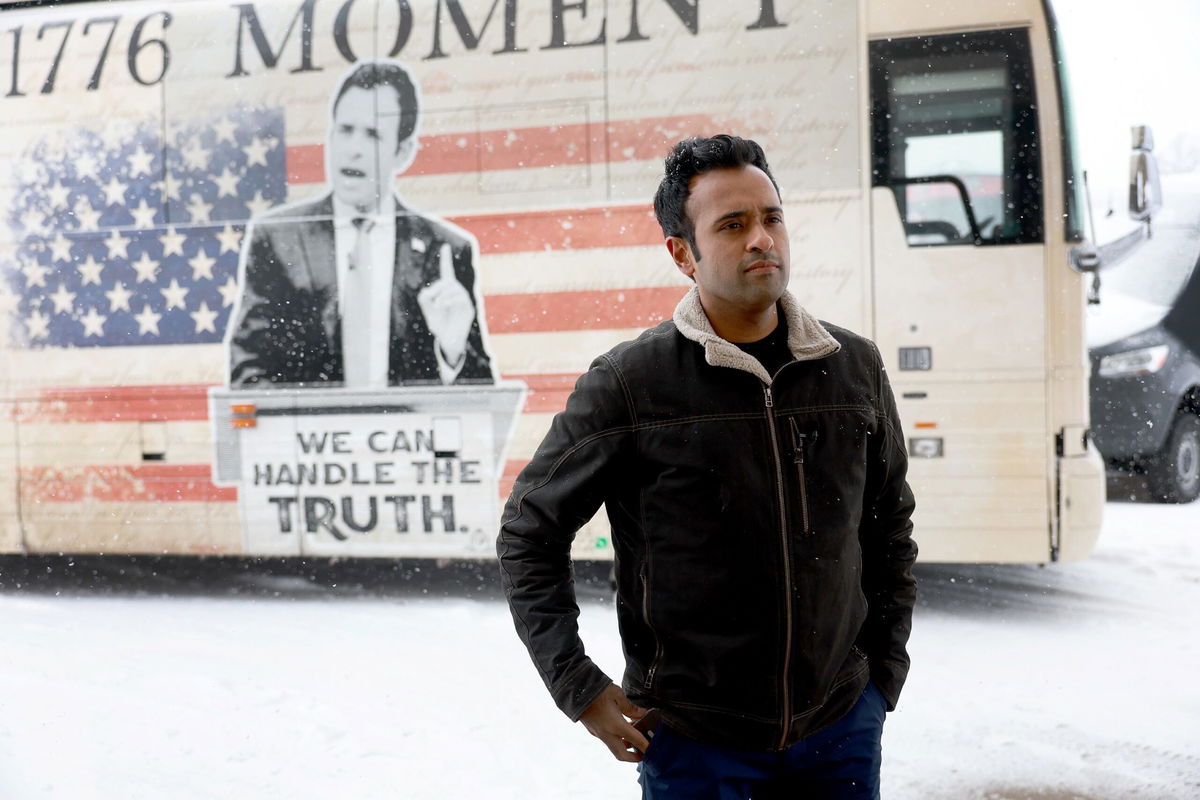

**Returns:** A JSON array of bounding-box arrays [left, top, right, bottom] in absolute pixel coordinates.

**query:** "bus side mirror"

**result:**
[[1129, 124, 1162, 223]]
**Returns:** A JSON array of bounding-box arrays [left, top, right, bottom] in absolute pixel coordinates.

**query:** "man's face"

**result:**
[[669, 165, 790, 324], [329, 85, 406, 212]]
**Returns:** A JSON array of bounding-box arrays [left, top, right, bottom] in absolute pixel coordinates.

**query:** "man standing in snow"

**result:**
[[497, 134, 916, 799]]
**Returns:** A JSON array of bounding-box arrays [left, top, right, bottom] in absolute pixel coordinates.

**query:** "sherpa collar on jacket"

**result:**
[[671, 285, 841, 384]]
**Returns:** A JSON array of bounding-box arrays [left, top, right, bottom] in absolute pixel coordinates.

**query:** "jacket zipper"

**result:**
[[641, 564, 663, 691], [788, 417, 812, 535], [764, 384, 794, 749]]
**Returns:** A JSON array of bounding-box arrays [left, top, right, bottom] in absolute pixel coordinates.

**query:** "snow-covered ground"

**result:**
[[1, 500, 1197, 799]]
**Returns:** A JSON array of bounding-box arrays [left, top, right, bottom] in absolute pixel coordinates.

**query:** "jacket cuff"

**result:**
[[870, 658, 908, 711], [553, 659, 614, 721]]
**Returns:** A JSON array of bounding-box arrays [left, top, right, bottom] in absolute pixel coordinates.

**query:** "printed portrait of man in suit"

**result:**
[[226, 60, 495, 389]]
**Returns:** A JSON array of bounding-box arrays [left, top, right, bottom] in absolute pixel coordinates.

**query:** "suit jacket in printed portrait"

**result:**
[[226, 193, 495, 388]]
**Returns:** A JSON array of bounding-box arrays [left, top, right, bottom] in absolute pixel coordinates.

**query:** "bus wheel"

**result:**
[[1148, 412, 1200, 503]]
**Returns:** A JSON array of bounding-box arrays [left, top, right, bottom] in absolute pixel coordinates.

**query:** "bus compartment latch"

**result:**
[[1058, 425, 1089, 458]]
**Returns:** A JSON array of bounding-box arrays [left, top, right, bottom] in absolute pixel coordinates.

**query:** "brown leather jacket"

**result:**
[[498, 288, 917, 751]]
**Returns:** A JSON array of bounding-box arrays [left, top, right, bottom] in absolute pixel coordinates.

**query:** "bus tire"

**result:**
[[1147, 412, 1200, 503]]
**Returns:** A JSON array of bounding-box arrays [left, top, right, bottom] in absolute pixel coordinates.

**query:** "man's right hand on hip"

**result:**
[[579, 684, 652, 763]]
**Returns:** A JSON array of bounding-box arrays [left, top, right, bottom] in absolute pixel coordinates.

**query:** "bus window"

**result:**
[[870, 29, 1043, 247], [1045, 0, 1088, 244]]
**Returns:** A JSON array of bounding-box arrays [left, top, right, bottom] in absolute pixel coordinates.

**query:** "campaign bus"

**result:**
[[0, 0, 1128, 562]]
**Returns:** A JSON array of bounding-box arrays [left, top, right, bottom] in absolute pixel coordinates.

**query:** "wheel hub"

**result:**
[[1178, 430, 1200, 494]]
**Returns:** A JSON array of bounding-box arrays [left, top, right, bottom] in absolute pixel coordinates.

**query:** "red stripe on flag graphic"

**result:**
[[485, 285, 681, 333], [19, 461, 533, 504], [19, 385, 215, 423], [451, 204, 662, 255], [18, 372, 596, 423], [287, 114, 719, 183], [239, 200, 663, 254], [19, 464, 238, 503]]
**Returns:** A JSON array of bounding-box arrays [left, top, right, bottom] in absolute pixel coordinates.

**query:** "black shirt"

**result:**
[[735, 317, 792, 379]]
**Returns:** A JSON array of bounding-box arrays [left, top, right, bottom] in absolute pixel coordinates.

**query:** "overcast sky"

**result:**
[[1053, 0, 1200, 180]]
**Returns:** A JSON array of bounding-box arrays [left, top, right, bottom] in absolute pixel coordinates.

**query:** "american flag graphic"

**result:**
[[3, 104, 687, 557], [0, 0, 857, 558], [3, 108, 286, 348]]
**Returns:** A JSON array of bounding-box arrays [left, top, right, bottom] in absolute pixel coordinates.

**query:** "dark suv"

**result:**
[[1088, 176, 1200, 502]]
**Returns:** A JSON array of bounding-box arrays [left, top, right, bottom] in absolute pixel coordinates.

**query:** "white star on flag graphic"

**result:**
[[186, 194, 213, 224], [159, 227, 187, 258], [133, 304, 162, 336], [22, 259, 50, 288], [130, 199, 158, 229], [105, 283, 134, 312], [74, 199, 102, 232], [127, 144, 154, 177], [189, 249, 217, 281], [49, 283, 76, 314], [245, 190, 273, 218], [244, 136, 270, 167], [48, 233, 74, 262], [181, 139, 211, 171], [26, 309, 51, 339], [104, 229, 131, 260], [158, 173, 184, 202], [131, 251, 160, 283], [216, 225, 242, 254], [46, 181, 71, 210], [102, 175, 128, 207], [80, 307, 107, 337], [213, 116, 237, 145], [160, 278, 188, 310], [77, 255, 104, 285], [74, 152, 100, 181], [217, 276, 239, 307], [18, 208, 47, 237], [214, 167, 241, 198], [190, 301, 218, 334]]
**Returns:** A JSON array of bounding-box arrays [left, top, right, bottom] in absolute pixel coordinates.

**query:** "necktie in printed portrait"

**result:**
[[341, 216, 376, 388]]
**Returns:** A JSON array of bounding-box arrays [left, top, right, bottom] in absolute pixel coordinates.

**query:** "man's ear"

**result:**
[[394, 136, 418, 173], [666, 236, 696, 279]]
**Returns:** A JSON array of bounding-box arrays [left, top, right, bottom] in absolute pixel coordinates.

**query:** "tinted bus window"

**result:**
[[871, 29, 1044, 246]]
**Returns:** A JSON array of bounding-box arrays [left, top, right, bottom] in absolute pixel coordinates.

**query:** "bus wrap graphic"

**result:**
[[2, 108, 286, 348]]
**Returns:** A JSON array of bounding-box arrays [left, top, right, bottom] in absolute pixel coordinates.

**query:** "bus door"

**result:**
[[868, 28, 1051, 561]]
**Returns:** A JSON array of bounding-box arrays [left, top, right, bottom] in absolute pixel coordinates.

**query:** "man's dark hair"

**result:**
[[653, 134, 780, 260], [332, 61, 419, 150]]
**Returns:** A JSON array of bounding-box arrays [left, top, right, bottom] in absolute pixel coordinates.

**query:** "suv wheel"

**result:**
[[1147, 412, 1200, 503]]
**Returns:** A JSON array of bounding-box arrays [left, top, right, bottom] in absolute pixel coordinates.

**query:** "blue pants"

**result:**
[[638, 683, 887, 800]]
